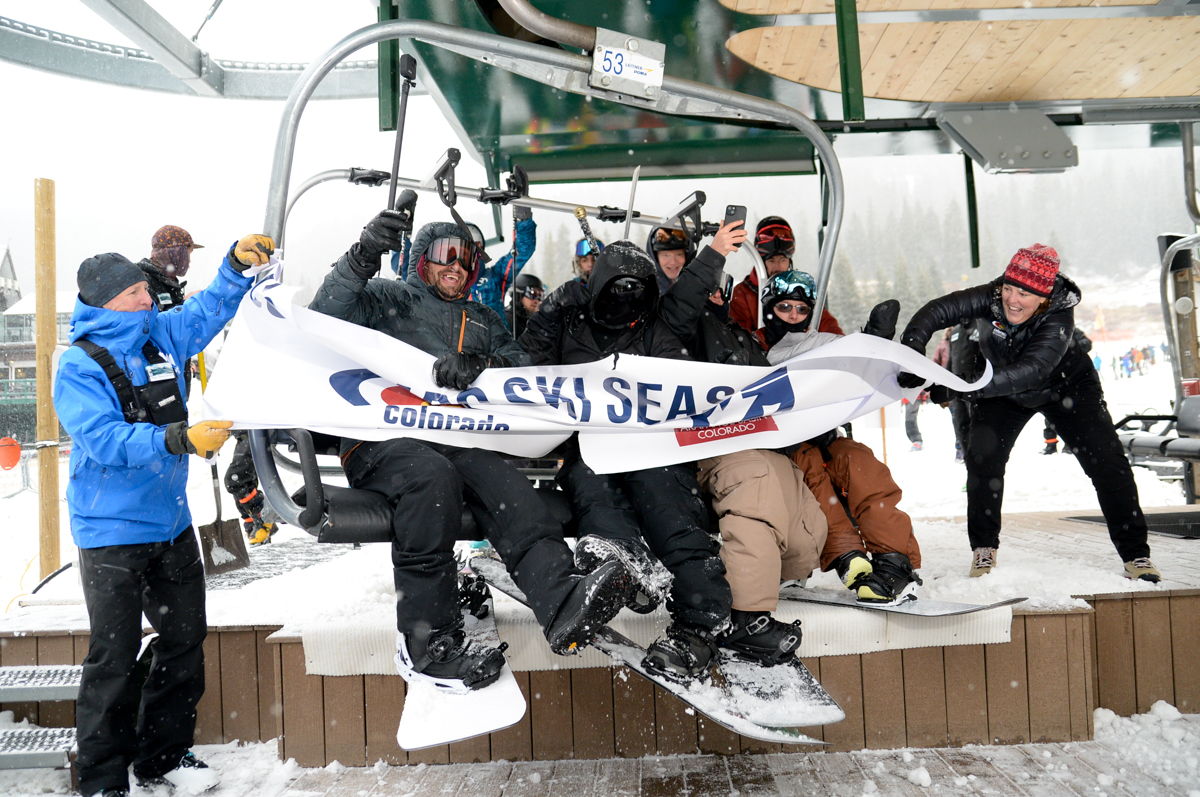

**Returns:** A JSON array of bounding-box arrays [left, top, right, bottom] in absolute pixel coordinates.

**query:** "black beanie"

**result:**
[[77, 253, 146, 308]]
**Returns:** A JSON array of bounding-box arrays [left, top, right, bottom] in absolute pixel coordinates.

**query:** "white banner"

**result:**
[[200, 265, 987, 474]]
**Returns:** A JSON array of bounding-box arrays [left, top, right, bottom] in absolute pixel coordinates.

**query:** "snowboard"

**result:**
[[469, 556, 843, 744], [395, 583, 527, 750], [778, 583, 1027, 616]]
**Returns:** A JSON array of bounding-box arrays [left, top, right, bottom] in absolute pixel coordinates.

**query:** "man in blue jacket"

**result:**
[[54, 235, 271, 797]]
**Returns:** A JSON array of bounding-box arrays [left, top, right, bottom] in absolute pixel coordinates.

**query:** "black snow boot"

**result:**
[[642, 621, 723, 684], [870, 552, 923, 603], [718, 610, 802, 666], [574, 534, 668, 614], [832, 550, 894, 603], [545, 558, 637, 655], [395, 620, 507, 693]]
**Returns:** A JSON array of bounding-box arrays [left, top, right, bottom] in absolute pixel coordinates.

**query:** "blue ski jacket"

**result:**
[[54, 255, 252, 548], [469, 216, 537, 324]]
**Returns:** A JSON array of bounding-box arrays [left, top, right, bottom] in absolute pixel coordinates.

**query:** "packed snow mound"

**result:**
[[1093, 701, 1200, 789]]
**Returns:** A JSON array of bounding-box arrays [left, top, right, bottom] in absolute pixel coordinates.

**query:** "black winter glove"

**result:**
[[358, 209, 411, 259], [862, 299, 900, 340], [514, 204, 533, 222], [896, 371, 927, 389], [433, 352, 511, 391], [928, 384, 958, 406]]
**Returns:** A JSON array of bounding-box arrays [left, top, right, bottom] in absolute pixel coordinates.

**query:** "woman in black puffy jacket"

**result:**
[[898, 244, 1159, 583]]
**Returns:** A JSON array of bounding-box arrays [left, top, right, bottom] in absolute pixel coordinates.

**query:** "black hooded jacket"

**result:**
[[900, 274, 1093, 407], [519, 241, 690, 365]]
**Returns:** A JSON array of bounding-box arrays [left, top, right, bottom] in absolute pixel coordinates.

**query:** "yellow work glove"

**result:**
[[231, 234, 276, 271], [166, 420, 233, 458]]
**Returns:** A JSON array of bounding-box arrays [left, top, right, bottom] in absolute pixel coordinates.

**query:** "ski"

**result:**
[[779, 583, 1026, 616], [470, 556, 843, 745], [395, 578, 526, 750]]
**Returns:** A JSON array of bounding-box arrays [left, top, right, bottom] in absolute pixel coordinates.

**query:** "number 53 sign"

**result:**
[[589, 29, 666, 98]]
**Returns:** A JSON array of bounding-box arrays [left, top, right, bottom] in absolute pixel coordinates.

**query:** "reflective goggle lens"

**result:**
[[755, 224, 796, 257], [609, 276, 645, 297], [426, 237, 473, 266], [653, 228, 689, 247], [575, 239, 604, 257], [519, 286, 545, 300]]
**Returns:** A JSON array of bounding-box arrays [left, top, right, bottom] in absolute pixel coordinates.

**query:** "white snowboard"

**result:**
[[394, 603, 526, 750]]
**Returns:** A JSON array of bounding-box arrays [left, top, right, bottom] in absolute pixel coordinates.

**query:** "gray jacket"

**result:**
[[309, 247, 529, 365]]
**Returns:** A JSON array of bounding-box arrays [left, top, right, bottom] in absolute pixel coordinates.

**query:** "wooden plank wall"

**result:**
[[266, 611, 1102, 765], [1091, 591, 1200, 715], [0, 627, 281, 746], [8, 593, 1197, 766]]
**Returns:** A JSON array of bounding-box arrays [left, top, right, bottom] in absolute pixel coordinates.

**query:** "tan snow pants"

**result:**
[[790, 437, 922, 572], [697, 449, 828, 611]]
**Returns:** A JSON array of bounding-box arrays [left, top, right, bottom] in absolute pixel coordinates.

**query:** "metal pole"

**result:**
[[33, 178, 60, 580]]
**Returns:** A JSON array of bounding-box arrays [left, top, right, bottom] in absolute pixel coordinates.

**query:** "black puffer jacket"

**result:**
[[309, 245, 527, 365], [519, 241, 690, 365], [900, 274, 1093, 407], [137, 259, 186, 311]]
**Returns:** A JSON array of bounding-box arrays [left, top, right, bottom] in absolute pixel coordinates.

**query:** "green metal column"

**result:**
[[833, 0, 865, 122], [377, 1, 399, 131], [963, 153, 980, 269]]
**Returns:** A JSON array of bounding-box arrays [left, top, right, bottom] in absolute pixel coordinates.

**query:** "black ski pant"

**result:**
[[223, 432, 262, 519], [342, 437, 578, 635], [964, 377, 1150, 561], [76, 528, 207, 795], [949, 398, 971, 455], [558, 443, 731, 630]]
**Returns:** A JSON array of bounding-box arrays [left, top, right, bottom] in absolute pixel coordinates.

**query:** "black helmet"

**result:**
[[762, 269, 816, 333], [587, 241, 659, 330], [755, 215, 795, 260], [513, 272, 544, 298], [646, 227, 696, 262]]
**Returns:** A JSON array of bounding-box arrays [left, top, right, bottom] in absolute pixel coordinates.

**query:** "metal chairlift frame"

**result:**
[[250, 17, 846, 531]]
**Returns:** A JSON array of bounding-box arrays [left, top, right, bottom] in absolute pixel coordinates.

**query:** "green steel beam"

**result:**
[[833, 0, 865, 122], [963, 153, 981, 269], [377, 1, 399, 131]]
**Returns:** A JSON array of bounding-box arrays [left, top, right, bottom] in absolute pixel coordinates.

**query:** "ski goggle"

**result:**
[[765, 270, 816, 307], [755, 223, 796, 258], [651, 228, 690, 250], [575, 239, 604, 257], [425, 236, 476, 268], [607, 276, 646, 298], [516, 284, 545, 300]]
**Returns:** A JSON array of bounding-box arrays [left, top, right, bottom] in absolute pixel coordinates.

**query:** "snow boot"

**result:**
[[574, 534, 667, 614], [832, 551, 893, 603], [395, 621, 507, 693], [545, 558, 637, 655], [1123, 557, 1161, 583], [642, 620, 724, 684], [135, 751, 219, 793], [1041, 441, 1057, 455], [718, 610, 802, 666], [870, 552, 923, 603], [458, 571, 491, 619], [969, 547, 997, 577]]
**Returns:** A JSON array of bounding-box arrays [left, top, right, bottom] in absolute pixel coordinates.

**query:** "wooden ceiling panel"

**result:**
[[725, 18, 1200, 102], [722, 0, 1156, 12]]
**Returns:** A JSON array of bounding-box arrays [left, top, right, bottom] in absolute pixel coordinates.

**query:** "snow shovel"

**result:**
[[195, 352, 250, 575]]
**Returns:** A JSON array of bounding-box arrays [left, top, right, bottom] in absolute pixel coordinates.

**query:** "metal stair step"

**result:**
[[0, 665, 82, 702], [0, 727, 76, 770]]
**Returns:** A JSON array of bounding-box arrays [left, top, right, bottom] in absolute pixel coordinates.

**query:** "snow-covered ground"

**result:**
[[0, 337, 1193, 795]]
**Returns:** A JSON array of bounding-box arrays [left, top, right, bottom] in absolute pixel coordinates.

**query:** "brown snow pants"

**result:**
[[697, 449, 828, 612], [790, 437, 922, 572]]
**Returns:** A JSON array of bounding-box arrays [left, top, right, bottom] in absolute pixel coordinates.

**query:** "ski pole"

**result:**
[[386, 54, 418, 210]]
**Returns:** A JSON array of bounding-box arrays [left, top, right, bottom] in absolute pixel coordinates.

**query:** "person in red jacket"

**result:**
[[728, 216, 843, 336]]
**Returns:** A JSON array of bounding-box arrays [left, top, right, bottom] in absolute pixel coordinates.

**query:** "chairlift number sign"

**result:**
[[589, 29, 666, 97]]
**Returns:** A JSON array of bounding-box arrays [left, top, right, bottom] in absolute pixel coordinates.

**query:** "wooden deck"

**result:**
[[2, 508, 1197, 768]]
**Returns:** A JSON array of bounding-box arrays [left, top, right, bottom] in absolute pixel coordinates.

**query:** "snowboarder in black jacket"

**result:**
[[309, 212, 638, 692], [519, 240, 735, 683], [898, 243, 1159, 583]]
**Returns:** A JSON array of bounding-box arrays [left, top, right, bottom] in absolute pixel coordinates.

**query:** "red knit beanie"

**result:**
[[1003, 243, 1059, 297]]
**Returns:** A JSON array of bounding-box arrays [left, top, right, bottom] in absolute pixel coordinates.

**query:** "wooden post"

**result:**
[[879, 406, 888, 464], [34, 178, 61, 579]]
